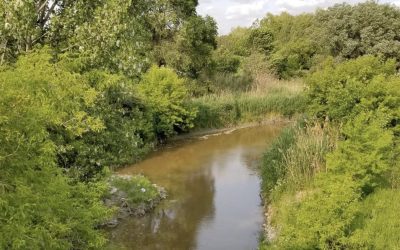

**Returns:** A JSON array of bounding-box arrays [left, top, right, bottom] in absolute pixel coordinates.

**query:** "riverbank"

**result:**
[[189, 81, 305, 130], [109, 125, 284, 249], [259, 56, 400, 249], [105, 81, 305, 231]]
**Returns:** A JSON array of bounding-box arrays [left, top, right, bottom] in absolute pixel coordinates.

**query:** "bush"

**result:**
[[348, 189, 400, 249], [0, 50, 111, 249], [307, 55, 397, 121], [111, 175, 160, 205], [136, 66, 197, 140]]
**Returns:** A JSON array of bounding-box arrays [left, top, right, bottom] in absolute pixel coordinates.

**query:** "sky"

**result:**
[[197, 0, 400, 35]]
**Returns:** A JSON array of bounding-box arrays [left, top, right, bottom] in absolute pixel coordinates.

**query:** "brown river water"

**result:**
[[108, 124, 284, 250]]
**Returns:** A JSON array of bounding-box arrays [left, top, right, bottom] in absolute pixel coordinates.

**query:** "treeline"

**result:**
[[214, 1, 400, 80], [258, 2, 400, 249], [0, 1, 220, 249]]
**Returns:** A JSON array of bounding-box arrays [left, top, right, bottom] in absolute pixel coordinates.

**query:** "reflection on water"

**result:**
[[109, 124, 283, 250]]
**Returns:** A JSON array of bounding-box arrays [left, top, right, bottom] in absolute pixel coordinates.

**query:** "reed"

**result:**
[[190, 79, 306, 129]]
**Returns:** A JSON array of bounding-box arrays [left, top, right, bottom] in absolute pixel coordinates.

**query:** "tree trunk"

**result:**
[[0, 40, 7, 65]]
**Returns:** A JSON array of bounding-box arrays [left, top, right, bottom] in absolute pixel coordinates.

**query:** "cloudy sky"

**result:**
[[197, 0, 400, 35]]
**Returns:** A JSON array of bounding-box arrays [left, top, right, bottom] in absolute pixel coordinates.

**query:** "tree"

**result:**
[[315, 2, 400, 61], [136, 66, 197, 140], [0, 50, 111, 249], [161, 15, 218, 78]]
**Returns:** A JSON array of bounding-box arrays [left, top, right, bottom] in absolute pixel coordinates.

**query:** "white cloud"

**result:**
[[226, 1, 266, 20]]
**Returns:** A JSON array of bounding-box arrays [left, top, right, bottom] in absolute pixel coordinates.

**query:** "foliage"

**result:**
[[348, 189, 400, 249], [254, 12, 316, 78], [261, 127, 297, 195], [137, 66, 197, 139], [262, 55, 400, 249], [307, 55, 397, 121], [0, 50, 111, 249], [191, 87, 306, 129], [315, 1, 400, 61], [161, 15, 218, 78], [59, 70, 155, 181], [111, 176, 160, 205]]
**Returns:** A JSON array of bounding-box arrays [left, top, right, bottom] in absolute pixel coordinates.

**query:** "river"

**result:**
[[108, 124, 284, 250]]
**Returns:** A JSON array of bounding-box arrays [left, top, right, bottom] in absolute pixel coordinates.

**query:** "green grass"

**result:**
[[111, 175, 160, 205], [189, 87, 306, 129]]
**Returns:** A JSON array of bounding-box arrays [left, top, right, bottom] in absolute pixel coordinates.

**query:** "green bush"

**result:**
[[349, 189, 400, 249], [307, 55, 397, 121], [0, 50, 111, 249], [136, 66, 197, 140], [263, 55, 400, 249], [111, 175, 160, 205]]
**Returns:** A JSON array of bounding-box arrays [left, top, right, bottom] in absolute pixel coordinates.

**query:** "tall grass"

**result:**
[[189, 79, 306, 129], [261, 122, 339, 200]]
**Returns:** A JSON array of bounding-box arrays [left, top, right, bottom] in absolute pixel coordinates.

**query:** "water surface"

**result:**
[[109, 124, 283, 250]]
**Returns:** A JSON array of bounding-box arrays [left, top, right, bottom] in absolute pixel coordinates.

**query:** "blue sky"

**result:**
[[197, 0, 400, 35]]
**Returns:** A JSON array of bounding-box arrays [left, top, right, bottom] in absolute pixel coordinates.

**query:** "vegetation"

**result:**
[[0, 1, 219, 249], [2, 0, 400, 249], [261, 55, 400, 249], [251, 2, 400, 249], [191, 82, 305, 129], [110, 176, 160, 206]]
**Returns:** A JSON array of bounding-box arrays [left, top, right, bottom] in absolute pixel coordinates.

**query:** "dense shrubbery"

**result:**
[[216, 1, 400, 80], [261, 55, 400, 249], [0, 50, 197, 248], [0, 51, 112, 249]]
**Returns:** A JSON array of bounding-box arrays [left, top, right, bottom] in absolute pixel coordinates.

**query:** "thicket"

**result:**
[[217, 1, 400, 80], [261, 55, 400, 249], [0, 1, 218, 249]]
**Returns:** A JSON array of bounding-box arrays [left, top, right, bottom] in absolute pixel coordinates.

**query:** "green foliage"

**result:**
[[272, 174, 361, 250], [262, 55, 400, 249], [163, 15, 218, 78], [248, 27, 274, 55], [208, 71, 253, 93], [111, 176, 160, 205], [261, 127, 297, 195], [327, 111, 396, 194], [254, 12, 316, 78], [349, 189, 400, 249], [212, 51, 241, 74], [307, 55, 397, 121], [59, 70, 155, 180], [315, 1, 400, 61], [191, 90, 306, 129], [137, 66, 197, 139], [217, 27, 252, 57], [0, 50, 111, 249]]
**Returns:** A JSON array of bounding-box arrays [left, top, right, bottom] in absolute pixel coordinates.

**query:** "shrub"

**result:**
[[137, 66, 197, 140], [307, 55, 397, 121]]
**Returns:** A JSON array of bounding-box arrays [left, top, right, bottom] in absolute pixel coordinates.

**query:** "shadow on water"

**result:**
[[109, 124, 284, 250]]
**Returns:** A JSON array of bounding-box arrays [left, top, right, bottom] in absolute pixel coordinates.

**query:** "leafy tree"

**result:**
[[136, 66, 197, 140], [217, 27, 252, 57], [0, 50, 111, 249], [307, 55, 397, 121], [253, 12, 316, 78], [315, 1, 400, 61], [162, 15, 218, 78]]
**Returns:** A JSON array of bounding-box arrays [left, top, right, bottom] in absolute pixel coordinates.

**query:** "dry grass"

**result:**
[[251, 72, 305, 95]]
